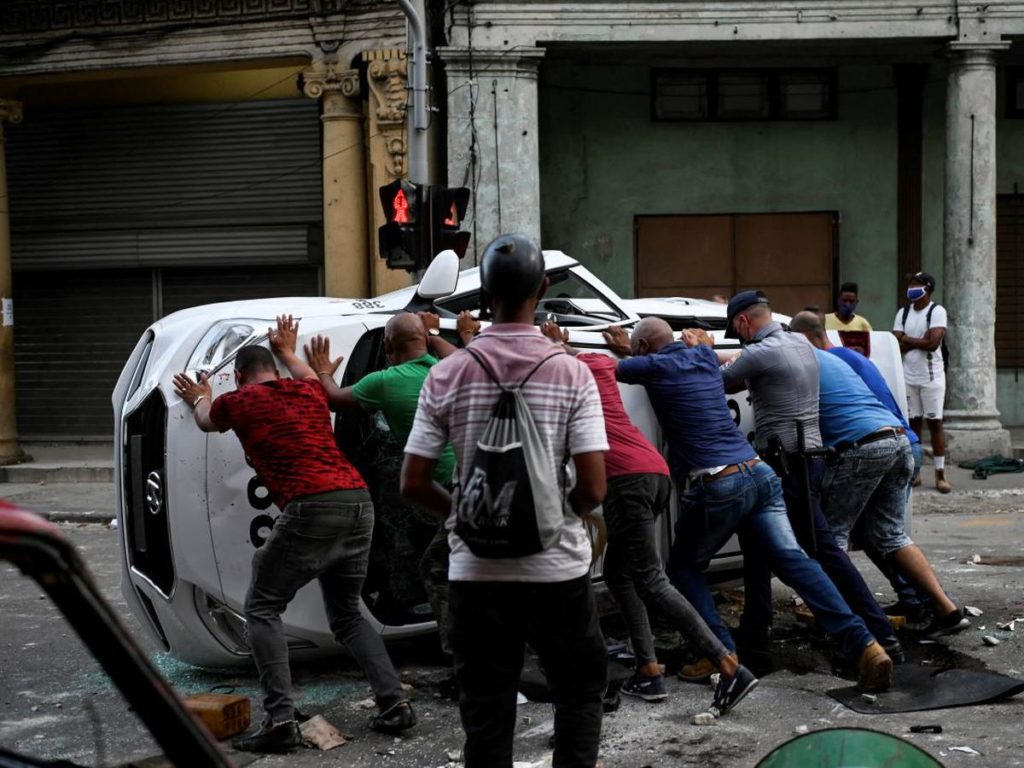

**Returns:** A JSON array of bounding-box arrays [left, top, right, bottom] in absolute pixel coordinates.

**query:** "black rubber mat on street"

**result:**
[[828, 664, 1024, 714]]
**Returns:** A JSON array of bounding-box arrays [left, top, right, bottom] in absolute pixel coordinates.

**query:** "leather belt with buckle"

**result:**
[[700, 459, 760, 484], [849, 426, 905, 450]]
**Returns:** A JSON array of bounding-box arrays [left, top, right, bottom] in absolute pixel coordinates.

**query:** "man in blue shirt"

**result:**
[[789, 311, 930, 627], [805, 333, 970, 638], [604, 318, 893, 693]]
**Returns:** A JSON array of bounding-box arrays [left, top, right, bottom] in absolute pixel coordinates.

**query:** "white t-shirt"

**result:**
[[893, 302, 947, 385]]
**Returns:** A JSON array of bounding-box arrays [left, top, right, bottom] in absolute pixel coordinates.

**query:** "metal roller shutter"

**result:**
[[13, 270, 154, 440], [7, 98, 325, 438]]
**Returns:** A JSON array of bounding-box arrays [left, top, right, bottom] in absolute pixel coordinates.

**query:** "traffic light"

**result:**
[[378, 179, 426, 271], [432, 186, 471, 258]]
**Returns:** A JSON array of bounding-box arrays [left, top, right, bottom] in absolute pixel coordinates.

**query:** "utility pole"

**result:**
[[396, 0, 429, 185]]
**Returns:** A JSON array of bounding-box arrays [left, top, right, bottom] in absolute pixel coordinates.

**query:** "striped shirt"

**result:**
[[406, 324, 608, 582]]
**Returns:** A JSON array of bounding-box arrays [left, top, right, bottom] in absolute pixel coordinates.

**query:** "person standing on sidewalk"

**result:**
[[172, 316, 413, 753], [719, 292, 898, 668], [602, 318, 893, 695], [401, 234, 610, 768], [541, 320, 757, 712], [893, 271, 952, 493]]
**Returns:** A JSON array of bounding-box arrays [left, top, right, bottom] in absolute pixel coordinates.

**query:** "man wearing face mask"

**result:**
[[893, 272, 951, 493], [825, 282, 873, 332]]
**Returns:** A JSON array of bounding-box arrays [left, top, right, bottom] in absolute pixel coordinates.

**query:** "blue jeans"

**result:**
[[821, 435, 915, 555], [245, 497, 405, 724], [667, 461, 875, 662]]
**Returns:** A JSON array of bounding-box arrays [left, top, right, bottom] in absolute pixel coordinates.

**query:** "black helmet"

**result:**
[[480, 233, 545, 306]]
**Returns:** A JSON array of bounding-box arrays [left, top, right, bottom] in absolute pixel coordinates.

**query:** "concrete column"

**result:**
[[363, 48, 413, 295], [304, 57, 370, 298], [437, 47, 545, 263], [0, 100, 25, 466], [942, 40, 1013, 460]]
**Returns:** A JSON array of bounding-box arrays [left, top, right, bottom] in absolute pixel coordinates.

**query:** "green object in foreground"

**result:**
[[757, 728, 944, 767]]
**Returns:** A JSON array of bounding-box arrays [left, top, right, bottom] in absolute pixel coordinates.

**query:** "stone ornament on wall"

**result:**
[[364, 48, 408, 178], [0, 0, 351, 33], [303, 56, 360, 119]]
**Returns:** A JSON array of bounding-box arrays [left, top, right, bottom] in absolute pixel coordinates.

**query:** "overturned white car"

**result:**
[[113, 251, 906, 667]]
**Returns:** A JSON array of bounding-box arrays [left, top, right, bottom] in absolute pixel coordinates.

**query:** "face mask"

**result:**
[[837, 301, 857, 318], [907, 287, 927, 302]]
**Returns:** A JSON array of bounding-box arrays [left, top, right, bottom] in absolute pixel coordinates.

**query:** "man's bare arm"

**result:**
[[899, 326, 945, 353], [401, 454, 451, 520], [570, 451, 607, 517], [172, 372, 219, 433], [269, 314, 318, 380], [304, 335, 359, 410]]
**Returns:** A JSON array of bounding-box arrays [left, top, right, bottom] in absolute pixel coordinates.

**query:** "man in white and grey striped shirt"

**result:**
[[402, 234, 609, 768]]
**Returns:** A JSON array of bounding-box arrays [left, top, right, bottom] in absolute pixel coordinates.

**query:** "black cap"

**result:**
[[480, 233, 546, 306], [910, 271, 936, 293], [725, 290, 770, 339]]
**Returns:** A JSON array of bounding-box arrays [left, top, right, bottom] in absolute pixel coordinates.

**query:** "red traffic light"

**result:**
[[379, 179, 422, 225]]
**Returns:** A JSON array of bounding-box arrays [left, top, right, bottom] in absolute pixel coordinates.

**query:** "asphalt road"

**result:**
[[2, 484, 1024, 767]]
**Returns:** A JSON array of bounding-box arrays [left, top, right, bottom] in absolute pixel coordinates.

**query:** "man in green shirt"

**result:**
[[305, 312, 456, 653]]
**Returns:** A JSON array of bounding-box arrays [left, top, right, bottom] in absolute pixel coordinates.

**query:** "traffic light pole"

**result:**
[[397, 0, 429, 185]]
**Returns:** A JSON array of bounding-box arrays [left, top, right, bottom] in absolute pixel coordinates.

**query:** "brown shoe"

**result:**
[[678, 657, 716, 683], [857, 641, 893, 692], [935, 469, 952, 494], [911, 473, 922, 488]]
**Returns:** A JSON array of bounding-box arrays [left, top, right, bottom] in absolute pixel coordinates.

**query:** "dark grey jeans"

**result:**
[[603, 473, 731, 667], [244, 497, 405, 724]]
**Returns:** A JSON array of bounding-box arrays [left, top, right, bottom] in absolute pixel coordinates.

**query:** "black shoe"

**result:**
[[735, 629, 775, 678], [602, 691, 621, 713], [438, 675, 459, 701], [232, 720, 302, 754], [880, 636, 905, 665], [370, 701, 416, 734], [709, 665, 758, 718], [926, 608, 970, 638], [620, 671, 669, 702]]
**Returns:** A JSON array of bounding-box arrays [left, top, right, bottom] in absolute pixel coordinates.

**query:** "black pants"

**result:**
[[743, 457, 894, 642], [449, 576, 607, 768]]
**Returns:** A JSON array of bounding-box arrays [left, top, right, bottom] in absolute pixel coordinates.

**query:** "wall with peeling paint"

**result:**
[[539, 60, 898, 315]]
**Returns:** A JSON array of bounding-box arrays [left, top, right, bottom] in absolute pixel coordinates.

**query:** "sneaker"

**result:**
[[879, 636, 905, 665], [856, 641, 893, 692], [709, 665, 758, 717], [370, 701, 416, 734], [232, 720, 302, 753], [678, 657, 716, 683], [926, 608, 970, 638], [621, 672, 668, 702], [935, 469, 952, 494]]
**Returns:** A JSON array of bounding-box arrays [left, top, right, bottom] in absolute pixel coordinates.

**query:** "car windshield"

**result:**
[[437, 268, 627, 325]]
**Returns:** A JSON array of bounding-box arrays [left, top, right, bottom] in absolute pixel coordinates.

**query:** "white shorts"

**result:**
[[907, 380, 946, 420]]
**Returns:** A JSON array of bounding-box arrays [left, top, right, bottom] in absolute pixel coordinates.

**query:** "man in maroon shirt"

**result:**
[[172, 316, 412, 753], [541, 322, 755, 712]]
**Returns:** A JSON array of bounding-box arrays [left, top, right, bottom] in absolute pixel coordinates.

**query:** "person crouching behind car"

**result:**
[[172, 316, 414, 754]]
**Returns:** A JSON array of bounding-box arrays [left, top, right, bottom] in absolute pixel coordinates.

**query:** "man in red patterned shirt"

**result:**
[[172, 316, 412, 753]]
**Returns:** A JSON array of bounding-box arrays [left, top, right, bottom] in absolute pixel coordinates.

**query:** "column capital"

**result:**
[[947, 39, 1012, 68], [437, 46, 546, 79], [303, 56, 361, 120]]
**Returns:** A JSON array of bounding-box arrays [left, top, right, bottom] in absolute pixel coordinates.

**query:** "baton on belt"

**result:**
[[794, 421, 817, 555]]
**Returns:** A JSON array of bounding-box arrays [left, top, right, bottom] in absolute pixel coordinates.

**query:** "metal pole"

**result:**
[[397, 0, 429, 185]]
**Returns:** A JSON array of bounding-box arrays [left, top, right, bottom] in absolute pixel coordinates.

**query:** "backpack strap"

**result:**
[[464, 346, 564, 390], [901, 305, 911, 327], [925, 302, 935, 327]]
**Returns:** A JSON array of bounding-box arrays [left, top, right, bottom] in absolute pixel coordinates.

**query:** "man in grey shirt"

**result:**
[[720, 291, 899, 667]]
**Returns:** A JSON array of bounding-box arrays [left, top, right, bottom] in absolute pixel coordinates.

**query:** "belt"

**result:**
[[848, 427, 905, 451], [700, 459, 760, 484]]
